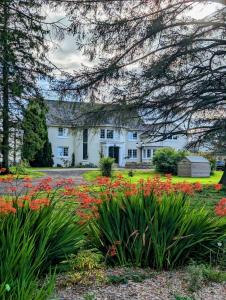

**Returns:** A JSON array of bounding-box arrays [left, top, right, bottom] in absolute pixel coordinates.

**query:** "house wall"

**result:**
[[48, 125, 189, 167]]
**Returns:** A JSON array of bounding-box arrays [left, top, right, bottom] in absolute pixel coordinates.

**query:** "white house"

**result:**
[[46, 100, 188, 167]]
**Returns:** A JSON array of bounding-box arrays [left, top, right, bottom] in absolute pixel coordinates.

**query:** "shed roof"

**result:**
[[184, 156, 209, 163]]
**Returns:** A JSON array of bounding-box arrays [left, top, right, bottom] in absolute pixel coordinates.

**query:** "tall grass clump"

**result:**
[[91, 190, 226, 270], [99, 157, 115, 177], [0, 177, 85, 300]]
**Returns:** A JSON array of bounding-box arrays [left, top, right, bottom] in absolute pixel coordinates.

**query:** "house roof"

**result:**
[[45, 100, 143, 129], [184, 156, 209, 163]]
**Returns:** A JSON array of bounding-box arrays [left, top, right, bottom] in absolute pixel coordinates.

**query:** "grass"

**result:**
[[83, 169, 223, 184], [5, 167, 45, 178]]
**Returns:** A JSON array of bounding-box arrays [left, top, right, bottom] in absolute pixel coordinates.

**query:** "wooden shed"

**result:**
[[177, 156, 211, 178]]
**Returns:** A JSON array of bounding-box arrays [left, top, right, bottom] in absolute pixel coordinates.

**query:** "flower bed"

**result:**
[[0, 173, 225, 298], [0, 176, 85, 300], [63, 175, 226, 270]]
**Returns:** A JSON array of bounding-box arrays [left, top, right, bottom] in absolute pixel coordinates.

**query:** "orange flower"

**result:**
[[108, 245, 117, 257], [215, 198, 226, 216], [0, 199, 16, 214], [29, 198, 50, 211], [193, 182, 203, 192], [214, 184, 222, 191]]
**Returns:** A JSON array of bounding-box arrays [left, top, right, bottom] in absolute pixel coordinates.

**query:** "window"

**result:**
[[167, 135, 177, 140], [143, 148, 152, 159], [107, 129, 114, 139], [147, 149, 151, 158], [128, 131, 138, 141], [100, 129, 114, 139], [57, 146, 69, 157], [58, 127, 68, 137], [83, 129, 88, 160], [128, 149, 137, 159], [100, 129, 105, 139]]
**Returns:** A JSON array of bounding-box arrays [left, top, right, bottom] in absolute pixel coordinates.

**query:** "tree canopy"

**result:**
[[0, 0, 53, 170], [57, 0, 225, 146]]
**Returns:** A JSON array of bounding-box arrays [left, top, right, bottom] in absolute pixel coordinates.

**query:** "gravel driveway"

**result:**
[[0, 168, 93, 194]]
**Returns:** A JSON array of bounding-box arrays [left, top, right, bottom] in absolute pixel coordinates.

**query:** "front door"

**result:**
[[109, 146, 119, 164]]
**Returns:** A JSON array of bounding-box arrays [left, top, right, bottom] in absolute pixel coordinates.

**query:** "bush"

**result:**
[[99, 157, 115, 177], [90, 180, 226, 270], [0, 180, 85, 299], [153, 147, 188, 175]]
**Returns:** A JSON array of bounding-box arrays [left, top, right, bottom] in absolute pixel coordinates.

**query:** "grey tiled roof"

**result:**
[[45, 100, 143, 129]]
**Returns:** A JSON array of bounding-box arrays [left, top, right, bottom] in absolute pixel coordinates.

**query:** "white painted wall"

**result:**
[[48, 125, 188, 167]]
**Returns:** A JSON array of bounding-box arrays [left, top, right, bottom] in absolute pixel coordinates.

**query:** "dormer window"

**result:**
[[58, 127, 68, 137], [100, 129, 114, 139], [107, 129, 114, 139]]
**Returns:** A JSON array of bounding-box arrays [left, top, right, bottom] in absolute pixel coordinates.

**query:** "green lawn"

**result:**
[[83, 169, 223, 184], [8, 167, 45, 178]]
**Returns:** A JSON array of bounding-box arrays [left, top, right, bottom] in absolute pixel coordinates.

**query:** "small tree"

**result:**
[[153, 148, 188, 175], [99, 157, 115, 177], [31, 141, 54, 168]]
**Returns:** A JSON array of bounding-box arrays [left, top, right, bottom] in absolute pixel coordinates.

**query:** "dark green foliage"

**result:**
[[99, 157, 115, 177], [22, 98, 48, 162], [153, 148, 188, 175], [91, 193, 226, 270], [22, 98, 53, 167], [71, 152, 75, 167], [128, 169, 134, 177], [0, 0, 52, 170], [31, 141, 54, 168], [107, 269, 155, 284]]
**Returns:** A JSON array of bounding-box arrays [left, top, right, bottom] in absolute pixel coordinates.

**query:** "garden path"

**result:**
[[0, 169, 90, 194]]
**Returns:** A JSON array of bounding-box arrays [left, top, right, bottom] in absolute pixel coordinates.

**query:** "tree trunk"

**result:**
[[219, 165, 226, 185], [1, 0, 10, 172]]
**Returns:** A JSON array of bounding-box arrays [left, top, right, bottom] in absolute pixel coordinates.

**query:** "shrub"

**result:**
[[0, 177, 85, 299], [99, 157, 115, 177], [89, 178, 226, 270], [128, 169, 134, 177], [153, 147, 188, 175], [186, 263, 226, 292]]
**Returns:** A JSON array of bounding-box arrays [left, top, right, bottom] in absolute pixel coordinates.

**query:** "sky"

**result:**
[[41, 2, 223, 99]]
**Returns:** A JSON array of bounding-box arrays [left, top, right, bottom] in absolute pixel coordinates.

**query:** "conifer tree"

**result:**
[[0, 0, 52, 172], [22, 97, 53, 167]]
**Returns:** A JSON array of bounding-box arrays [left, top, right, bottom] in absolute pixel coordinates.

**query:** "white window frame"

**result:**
[[106, 129, 114, 139], [128, 149, 137, 159], [128, 131, 138, 141], [57, 146, 69, 158], [100, 129, 105, 139], [58, 127, 68, 138], [143, 148, 152, 159]]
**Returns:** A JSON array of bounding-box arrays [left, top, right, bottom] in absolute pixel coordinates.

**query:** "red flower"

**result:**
[[214, 184, 222, 191], [215, 198, 226, 216], [0, 199, 16, 214], [193, 182, 203, 192], [29, 198, 50, 211]]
